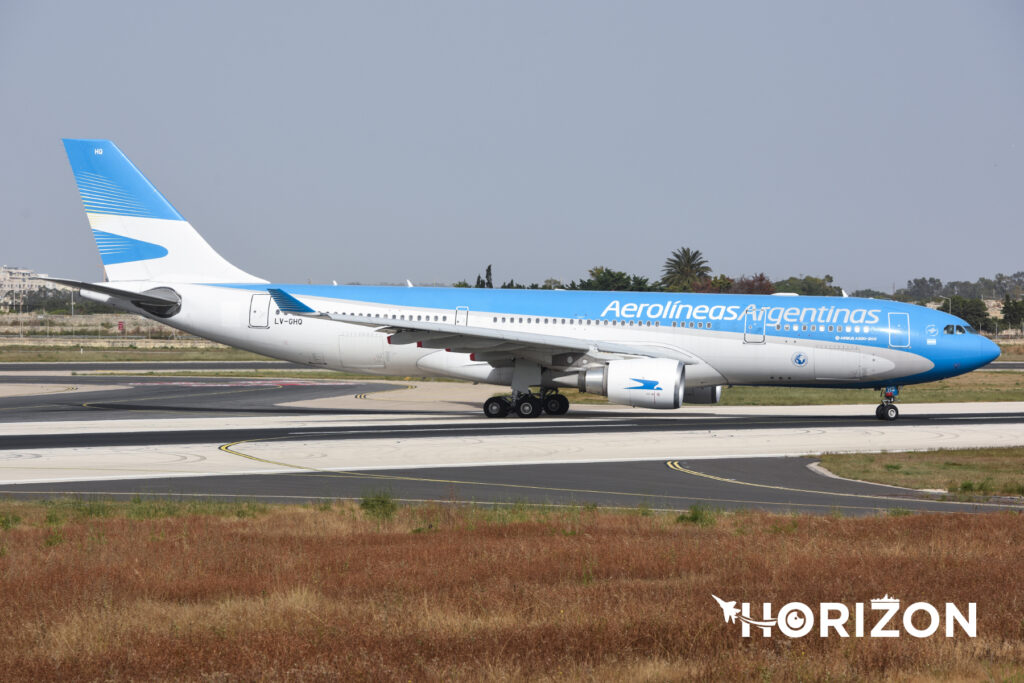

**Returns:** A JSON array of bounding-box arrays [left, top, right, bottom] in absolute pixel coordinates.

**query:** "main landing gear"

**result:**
[[875, 386, 900, 421], [483, 390, 569, 418]]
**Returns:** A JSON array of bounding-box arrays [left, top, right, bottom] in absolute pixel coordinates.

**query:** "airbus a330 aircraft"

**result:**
[[49, 139, 1000, 420]]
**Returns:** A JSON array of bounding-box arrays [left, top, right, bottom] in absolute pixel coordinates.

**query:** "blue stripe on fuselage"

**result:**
[[215, 283, 969, 350]]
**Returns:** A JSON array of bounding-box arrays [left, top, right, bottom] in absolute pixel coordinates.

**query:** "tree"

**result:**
[[901, 277, 944, 302], [1001, 294, 1024, 328], [730, 273, 775, 295], [695, 274, 734, 293], [947, 295, 990, 331], [851, 289, 892, 300], [773, 274, 843, 297], [572, 266, 655, 291], [661, 247, 711, 292]]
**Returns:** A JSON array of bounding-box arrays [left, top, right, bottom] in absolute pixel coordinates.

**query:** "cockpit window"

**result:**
[[956, 325, 965, 334], [964, 325, 978, 334], [943, 324, 955, 334]]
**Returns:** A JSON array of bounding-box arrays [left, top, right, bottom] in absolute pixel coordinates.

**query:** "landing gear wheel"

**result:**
[[881, 404, 899, 421], [875, 404, 885, 420], [542, 393, 570, 416], [483, 396, 510, 418], [515, 395, 543, 418]]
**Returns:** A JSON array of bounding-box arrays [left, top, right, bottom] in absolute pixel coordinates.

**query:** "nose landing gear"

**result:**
[[875, 386, 900, 421]]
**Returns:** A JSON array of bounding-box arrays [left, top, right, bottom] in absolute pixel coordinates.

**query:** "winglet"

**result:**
[[267, 288, 317, 315]]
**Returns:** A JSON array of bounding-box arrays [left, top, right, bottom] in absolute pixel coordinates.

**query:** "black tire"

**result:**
[[515, 395, 543, 418], [883, 404, 899, 421], [483, 396, 510, 418], [875, 404, 886, 420], [543, 393, 570, 416]]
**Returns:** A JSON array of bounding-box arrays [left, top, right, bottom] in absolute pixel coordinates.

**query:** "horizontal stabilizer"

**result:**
[[40, 278, 180, 306]]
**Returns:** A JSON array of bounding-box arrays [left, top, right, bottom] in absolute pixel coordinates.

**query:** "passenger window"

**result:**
[[707, 323, 712, 329], [527, 318, 532, 323], [501, 317, 506, 323], [654, 321, 659, 327], [698, 322, 703, 328], [802, 325, 807, 331]]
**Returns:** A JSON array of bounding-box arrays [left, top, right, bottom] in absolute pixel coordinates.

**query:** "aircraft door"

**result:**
[[455, 306, 469, 325], [888, 312, 910, 348], [743, 306, 765, 344], [248, 294, 270, 328]]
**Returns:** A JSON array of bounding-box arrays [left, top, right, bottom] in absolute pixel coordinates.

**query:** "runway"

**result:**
[[1, 363, 1023, 515]]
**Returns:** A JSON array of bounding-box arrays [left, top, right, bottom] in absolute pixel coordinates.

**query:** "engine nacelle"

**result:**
[[683, 385, 723, 404], [580, 358, 685, 409]]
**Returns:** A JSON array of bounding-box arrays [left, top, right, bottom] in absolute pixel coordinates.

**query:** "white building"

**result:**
[[0, 265, 59, 310]]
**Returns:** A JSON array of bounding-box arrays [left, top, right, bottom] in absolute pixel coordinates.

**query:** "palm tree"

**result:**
[[661, 247, 711, 291]]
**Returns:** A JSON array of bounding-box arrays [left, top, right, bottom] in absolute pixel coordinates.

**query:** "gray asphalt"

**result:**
[[0, 459, 1015, 516], [1, 364, 1021, 515]]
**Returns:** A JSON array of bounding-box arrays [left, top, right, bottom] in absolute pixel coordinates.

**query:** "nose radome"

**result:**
[[978, 337, 1001, 366]]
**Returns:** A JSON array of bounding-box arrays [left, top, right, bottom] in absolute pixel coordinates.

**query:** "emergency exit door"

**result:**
[[888, 312, 909, 348], [743, 306, 765, 343], [249, 293, 271, 328]]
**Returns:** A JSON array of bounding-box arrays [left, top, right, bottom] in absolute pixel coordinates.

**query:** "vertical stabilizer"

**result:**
[[62, 139, 264, 283]]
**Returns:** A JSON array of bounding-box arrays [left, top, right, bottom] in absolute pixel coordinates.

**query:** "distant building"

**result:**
[[0, 266, 59, 311]]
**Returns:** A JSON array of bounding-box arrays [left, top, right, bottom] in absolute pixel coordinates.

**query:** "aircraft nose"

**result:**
[[977, 336, 1001, 367]]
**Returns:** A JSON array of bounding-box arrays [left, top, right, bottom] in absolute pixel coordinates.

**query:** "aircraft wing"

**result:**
[[267, 288, 698, 367]]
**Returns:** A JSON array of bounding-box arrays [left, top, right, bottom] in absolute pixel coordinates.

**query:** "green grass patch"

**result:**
[[676, 504, 717, 527], [0, 513, 21, 530], [359, 491, 398, 521], [818, 447, 1024, 496]]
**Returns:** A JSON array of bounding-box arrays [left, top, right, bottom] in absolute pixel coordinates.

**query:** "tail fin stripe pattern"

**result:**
[[63, 138, 264, 284]]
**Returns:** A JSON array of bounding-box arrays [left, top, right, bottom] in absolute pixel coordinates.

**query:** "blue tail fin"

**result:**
[[62, 139, 264, 284]]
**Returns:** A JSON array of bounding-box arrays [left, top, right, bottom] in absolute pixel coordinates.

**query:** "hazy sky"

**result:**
[[2, 1, 1022, 292]]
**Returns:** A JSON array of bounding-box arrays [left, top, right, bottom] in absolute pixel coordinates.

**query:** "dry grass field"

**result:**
[[1, 498, 1022, 681]]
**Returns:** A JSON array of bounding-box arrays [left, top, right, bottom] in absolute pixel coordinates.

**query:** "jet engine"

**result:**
[[580, 358, 685, 409]]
